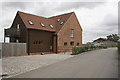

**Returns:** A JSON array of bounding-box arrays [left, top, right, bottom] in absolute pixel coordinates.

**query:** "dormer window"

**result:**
[[28, 20, 34, 25], [57, 18, 61, 22], [60, 21, 64, 25], [40, 23, 45, 27], [49, 24, 54, 28]]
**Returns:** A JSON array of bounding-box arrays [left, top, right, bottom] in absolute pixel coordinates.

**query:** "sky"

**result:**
[[0, 0, 119, 44]]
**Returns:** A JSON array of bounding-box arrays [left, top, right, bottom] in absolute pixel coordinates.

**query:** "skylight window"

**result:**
[[40, 23, 45, 27], [57, 18, 61, 22], [60, 21, 64, 25], [49, 25, 54, 28], [28, 20, 34, 25]]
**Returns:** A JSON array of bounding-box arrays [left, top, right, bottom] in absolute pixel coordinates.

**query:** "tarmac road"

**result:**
[[14, 48, 118, 78]]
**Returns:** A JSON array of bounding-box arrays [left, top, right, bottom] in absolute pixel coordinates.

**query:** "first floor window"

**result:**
[[17, 24, 20, 29], [70, 29, 74, 38]]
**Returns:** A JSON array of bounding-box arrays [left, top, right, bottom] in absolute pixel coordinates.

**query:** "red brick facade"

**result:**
[[57, 13, 82, 52]]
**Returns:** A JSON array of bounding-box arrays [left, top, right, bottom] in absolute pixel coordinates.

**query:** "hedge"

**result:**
[[71, 45, 107, 55]]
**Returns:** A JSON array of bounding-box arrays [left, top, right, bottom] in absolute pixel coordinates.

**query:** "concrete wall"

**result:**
[[1, 43, 27, 57]]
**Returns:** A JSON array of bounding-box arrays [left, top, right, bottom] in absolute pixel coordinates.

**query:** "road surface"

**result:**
[[13, 48, 118, 78]]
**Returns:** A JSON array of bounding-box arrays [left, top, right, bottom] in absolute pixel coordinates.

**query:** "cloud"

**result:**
[[2, 2, 28, 9], [118, 1, 120, 35], [102, 13, 118, 26], [53, 2, 104, 11], [0, 1, 118, 43]]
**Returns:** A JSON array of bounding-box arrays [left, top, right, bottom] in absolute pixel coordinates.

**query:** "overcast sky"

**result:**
[[0, 0, 119, 43]]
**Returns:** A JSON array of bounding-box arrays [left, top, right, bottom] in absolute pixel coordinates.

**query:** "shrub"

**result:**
[[102, 46, 107, 49], [89, 45, 95, 50], [71, 46, 89, 55], [71, 45, 108, 55], [72, 46, 79, 54]]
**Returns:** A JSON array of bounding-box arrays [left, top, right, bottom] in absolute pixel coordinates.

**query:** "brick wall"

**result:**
[[57, 13, 82, 52]]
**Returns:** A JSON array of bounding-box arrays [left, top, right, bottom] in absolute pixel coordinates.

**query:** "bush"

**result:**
[[71, 45, 108, 55], [72, 46, 79, 54], [102, 46, 107, 49], [71, 46, 89, 55]]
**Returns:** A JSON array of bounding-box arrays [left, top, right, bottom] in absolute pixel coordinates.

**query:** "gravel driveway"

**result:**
[[2, 52, 73, 78]]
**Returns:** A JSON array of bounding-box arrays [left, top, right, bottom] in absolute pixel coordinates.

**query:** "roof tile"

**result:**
[[18, 11, 74, 32]]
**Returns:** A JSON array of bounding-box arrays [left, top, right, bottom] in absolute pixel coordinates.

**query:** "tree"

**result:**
[[107, 34, 120, 42]]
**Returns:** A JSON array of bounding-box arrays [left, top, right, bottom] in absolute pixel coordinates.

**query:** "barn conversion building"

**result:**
[[4, 11, 82, 54]]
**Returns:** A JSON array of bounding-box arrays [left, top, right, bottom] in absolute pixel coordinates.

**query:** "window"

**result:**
[[64, 42, 67, 46], [70, 29, 74, 38], [57, 18, 61, 22], [33, 41, 42, 44], [70, 41, 74, 46], [38, 41, 41, 44], [16, 39, 19, 43], [33, 41, 36, 44], [28, 20, 34, 25], [40, 23, 45, 27], [60, 21, 64, 25], [49, 24, 54, 28], [77, 43, 79, 46], [17, 24, 20, 29]]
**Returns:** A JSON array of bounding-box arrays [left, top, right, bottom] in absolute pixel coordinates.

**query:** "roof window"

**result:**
[[49, 24, 54, 28], [40, 23, 45, 27], [28, 20, 34, 25], [60, 21, 64, 25], [57, 18, 61, 22]]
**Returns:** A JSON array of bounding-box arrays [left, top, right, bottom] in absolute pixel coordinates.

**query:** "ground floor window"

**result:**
[[77, 43, 79, 46], [64, 42, 67, 46], [33, 41, 41, 44], [70, 41, 74, 46]]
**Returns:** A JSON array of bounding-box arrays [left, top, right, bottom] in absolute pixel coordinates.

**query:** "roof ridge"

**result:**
[[18, 11, 47, 19], [48, 12, 74, 19]]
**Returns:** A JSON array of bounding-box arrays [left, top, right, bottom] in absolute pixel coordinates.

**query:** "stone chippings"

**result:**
[[2, 52, 73, 78]]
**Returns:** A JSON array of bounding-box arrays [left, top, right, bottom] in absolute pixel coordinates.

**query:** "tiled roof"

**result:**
[[18, 11, 74, 32], [93, 38, 107, 42]]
